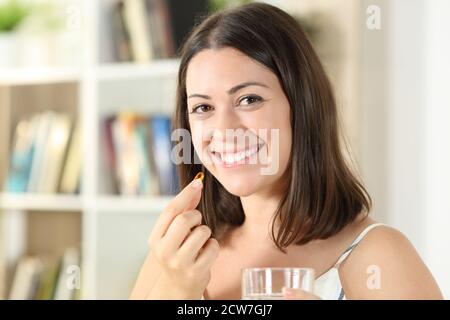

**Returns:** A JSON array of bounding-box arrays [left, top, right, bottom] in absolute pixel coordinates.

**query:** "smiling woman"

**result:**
[[130, 2, 443, 300], [175, 3, 369, 250]]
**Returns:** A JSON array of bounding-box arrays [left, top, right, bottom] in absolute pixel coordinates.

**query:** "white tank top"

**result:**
[[201, 222, 386, 300], [314, 222, 386, 299]]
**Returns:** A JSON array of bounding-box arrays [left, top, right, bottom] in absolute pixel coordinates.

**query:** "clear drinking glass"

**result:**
[[241, 267, 315, 300]]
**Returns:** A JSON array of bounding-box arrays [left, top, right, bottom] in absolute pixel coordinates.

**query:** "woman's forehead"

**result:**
[[186, 48, 277, 94]]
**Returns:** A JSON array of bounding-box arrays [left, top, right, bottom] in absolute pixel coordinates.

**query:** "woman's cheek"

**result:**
[[271, 126, 291, 177], [265, 124, 290, 176]]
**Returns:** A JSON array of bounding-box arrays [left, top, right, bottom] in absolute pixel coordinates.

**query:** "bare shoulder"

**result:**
[[339, 224, 443, 299]]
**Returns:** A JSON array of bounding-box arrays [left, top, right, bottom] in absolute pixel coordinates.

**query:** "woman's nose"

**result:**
[[208, 105, 243, 141]]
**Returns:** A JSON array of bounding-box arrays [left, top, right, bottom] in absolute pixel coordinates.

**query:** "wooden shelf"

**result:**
[[0, 193, 82, 211]]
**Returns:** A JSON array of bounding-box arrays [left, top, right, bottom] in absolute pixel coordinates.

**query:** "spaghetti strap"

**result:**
[[334, 223, 386, 268]]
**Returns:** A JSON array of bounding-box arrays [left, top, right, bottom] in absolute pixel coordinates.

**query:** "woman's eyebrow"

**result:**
[[188, 81, 269, 99]]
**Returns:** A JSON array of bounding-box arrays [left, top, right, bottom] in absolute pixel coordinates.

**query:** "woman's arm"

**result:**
[[129, 251, 162, 299], [340, 226, 443, 299]]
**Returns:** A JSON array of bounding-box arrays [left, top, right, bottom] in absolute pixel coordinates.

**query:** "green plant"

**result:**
[[0, 0, 29, 32], [208, 0, 253, 13]]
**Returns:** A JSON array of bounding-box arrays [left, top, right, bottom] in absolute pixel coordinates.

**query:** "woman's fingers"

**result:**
[[282, 287, 321, 300], [194, 238, 220, 270], [159, 210, 203, 255], [149, 178, 203, 244], [178, 224, 212, 261]]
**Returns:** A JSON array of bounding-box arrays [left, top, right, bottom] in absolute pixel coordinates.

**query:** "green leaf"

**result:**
[[0, 0, 29, 32]]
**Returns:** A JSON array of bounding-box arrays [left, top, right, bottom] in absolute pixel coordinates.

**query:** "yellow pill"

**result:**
[[194, 172, 204, 182]]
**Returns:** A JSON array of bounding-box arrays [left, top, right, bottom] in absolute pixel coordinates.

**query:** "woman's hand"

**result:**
[[130, 177, 219, 300], [282, 287, 321, 300]]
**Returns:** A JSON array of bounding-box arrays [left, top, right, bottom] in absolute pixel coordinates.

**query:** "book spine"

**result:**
[[123, 0, 153, 63]]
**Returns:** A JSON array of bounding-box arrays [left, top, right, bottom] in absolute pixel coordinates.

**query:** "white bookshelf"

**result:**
[[97, 60, 180, 80], [0, 67, 81, 86], [0, 0, 178, 299], [96, 195, 172, 213], [0, 193, 83, 212]]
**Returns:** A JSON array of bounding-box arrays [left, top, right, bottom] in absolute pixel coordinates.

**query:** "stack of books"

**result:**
[[5, 111, 80, 194], [103, 112, 179, 196], [112, 0, 176, 62], [8, 248, 81, 300]]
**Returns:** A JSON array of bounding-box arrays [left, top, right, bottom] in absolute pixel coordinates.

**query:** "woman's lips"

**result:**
[[211, 143, 264, 168]]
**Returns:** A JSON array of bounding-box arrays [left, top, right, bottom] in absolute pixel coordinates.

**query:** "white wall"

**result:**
[[386, 0, 428, 253], [361, 0, 450, 298], [423, 0, 450, 299]]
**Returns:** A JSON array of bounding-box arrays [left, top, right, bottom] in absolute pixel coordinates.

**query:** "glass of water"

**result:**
[[241, 267, 315, 300]]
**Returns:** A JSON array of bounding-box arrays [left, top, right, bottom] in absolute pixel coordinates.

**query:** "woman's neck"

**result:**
[[238, 191, 283, 240]]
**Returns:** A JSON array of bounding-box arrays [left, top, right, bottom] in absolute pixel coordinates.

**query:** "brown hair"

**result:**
[[173, 2, 371, 251]]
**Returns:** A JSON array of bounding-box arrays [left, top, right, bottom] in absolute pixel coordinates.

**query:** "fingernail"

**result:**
[[192, 177, 203, 189]]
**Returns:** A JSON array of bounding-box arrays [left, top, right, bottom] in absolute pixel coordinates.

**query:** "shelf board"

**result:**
[[97, 59, 180, 81], [0, 193, 82, 211], [96, 195, 173, 213], [0, 193, 175, 213], [0, 59, 179, 85], [0, 67, 80, 86]]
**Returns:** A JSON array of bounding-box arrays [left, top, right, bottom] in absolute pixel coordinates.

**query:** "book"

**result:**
[[59, 120, 81, 194], [113, 0, 176, 62], [5, 117, 37, 192], [27, 112, 54, 192], [122, 0, 153, 63], [112, 1, 133, 62], [6, 111, 76, 194], [148, 115, 179, 195], [35, 257, 60, 300], [103, 112, 180, 196], [37, 113, 72, 193], [8, 249, 81, 300], [9, 257, 43, 300], [149, 0, 175, 58], [53, 248, 81, 300], [144, 0, 162, 58], [103, 115, 120, 194], [111, 112, 153, 195], [134, 120, 154, 194]]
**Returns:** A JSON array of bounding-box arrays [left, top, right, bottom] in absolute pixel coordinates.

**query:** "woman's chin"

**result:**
[[218, 177, 260, 197]]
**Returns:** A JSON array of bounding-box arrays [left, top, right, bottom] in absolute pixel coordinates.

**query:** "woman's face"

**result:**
[[186, 47, 292, 197]]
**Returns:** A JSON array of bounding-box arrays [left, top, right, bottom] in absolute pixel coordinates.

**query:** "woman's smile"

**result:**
[[210, 142, 265, 168]]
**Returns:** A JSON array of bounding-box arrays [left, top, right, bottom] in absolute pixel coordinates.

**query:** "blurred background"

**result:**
[[0, 0, 449, 300]]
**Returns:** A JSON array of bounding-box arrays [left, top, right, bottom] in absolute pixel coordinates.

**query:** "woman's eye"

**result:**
[[239, 95, 263, 106], [191, 104, 212, 114]]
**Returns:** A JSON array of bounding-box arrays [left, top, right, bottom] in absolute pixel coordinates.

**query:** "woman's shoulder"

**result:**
[[338, 221, 443, 299]]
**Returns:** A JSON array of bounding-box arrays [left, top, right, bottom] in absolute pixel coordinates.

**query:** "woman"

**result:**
[[130, 3, 442, 300]]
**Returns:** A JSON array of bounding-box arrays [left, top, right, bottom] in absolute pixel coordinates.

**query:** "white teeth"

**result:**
[[235, 152, 245, 162], [247, 147, 258, 157], [217, 145, 261, 164]]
